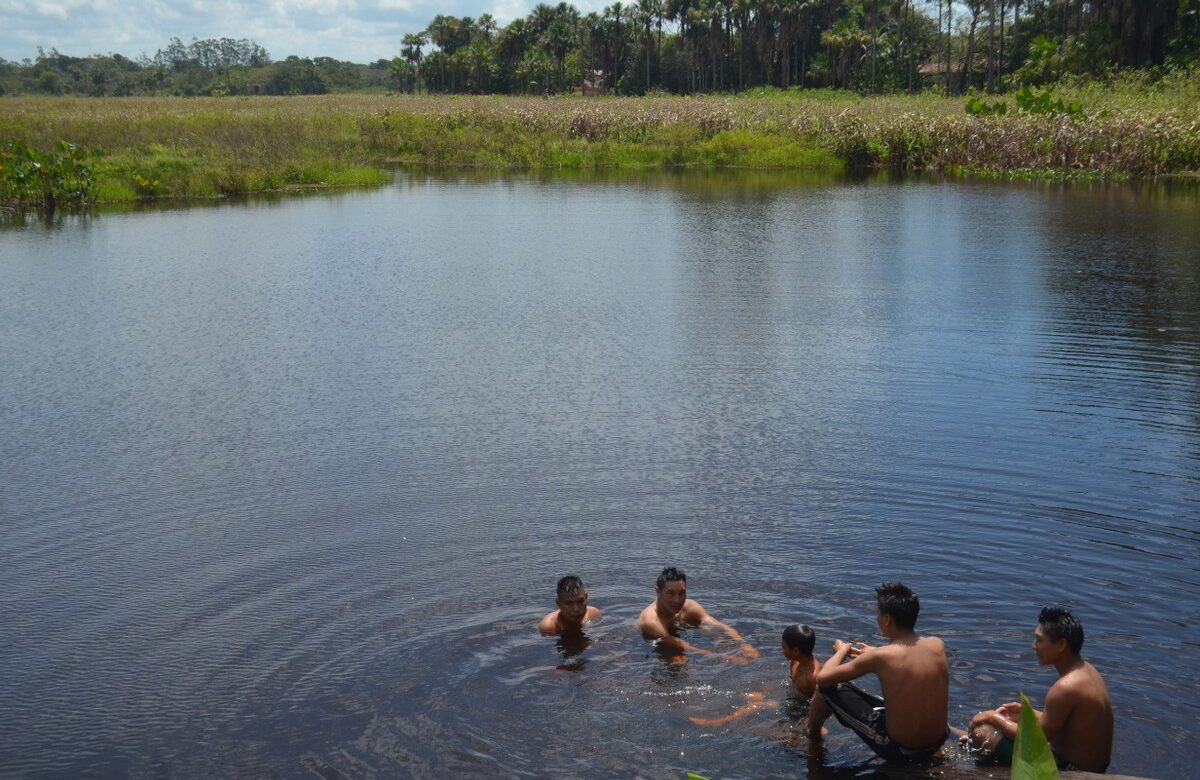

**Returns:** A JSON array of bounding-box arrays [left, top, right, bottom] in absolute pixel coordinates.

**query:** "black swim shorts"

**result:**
[[819, 682, 947, 764]]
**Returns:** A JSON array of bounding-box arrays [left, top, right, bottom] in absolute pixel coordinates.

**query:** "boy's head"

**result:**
[[1035, 606, 1084, 661], [781, 624, 815, 659], [875, 582, 919, 632]]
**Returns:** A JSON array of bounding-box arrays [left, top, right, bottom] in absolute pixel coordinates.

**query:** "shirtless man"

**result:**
[[965, 607, 1113, 773], [809, 582, 949, 763], [538, 575, 601, 636], [637, 567, 759, 664]]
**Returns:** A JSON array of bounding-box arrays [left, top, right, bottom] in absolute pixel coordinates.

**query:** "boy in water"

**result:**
[[782, 624, 821, 699], [689, 623, 822, 728], [538, 575, 601, 636], [965, 607, 1113, 773], [808, 582, 950, 762]]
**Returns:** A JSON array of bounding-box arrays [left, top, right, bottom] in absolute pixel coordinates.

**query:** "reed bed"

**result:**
[[1, 91, 1197, 203]]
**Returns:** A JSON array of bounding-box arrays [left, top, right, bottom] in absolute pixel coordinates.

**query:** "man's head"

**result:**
[[781, 624, 815, 659], [655, 566, 688, 616], [555, 575, 589, 626], [1034, 606, 1084, 663], [875, 582, 919, 633]]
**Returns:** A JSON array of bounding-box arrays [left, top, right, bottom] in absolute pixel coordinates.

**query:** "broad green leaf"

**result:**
[[1012, 692, 1059, 780]]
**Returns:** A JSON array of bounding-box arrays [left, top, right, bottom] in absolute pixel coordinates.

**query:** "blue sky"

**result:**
[[0, 0, 611, 64]]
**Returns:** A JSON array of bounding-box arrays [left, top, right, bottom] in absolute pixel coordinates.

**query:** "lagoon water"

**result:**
[[1, 172, 1198, 779]]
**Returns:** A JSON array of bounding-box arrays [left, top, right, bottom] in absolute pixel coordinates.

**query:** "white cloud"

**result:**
[[0, 0, 610, 61], [34, 2, 71, 19]]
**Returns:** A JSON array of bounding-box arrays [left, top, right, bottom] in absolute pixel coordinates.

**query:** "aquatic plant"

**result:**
[[1015, 86, 1083, 117], [0, 139, 97, 210]]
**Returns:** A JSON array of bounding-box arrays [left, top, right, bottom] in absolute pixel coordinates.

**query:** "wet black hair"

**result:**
[[656, 566, 686, 589], [782, 624, 815, 655], [875, 582, 919, 629], [1039, 606, 1084, 654], [557, 575, 585, 596]]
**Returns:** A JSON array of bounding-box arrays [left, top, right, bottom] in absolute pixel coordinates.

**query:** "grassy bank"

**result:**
[[2, 87, 1198, 205]]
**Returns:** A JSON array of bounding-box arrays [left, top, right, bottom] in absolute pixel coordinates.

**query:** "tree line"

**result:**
[[393, 0, 1198, 95], [1, 2, 1196, 98], [0, 38, 391, 97]]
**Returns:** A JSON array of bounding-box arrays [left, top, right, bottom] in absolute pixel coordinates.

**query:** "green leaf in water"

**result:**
[[1013, 692, 1059, 780], [686, 774, 710, 780]]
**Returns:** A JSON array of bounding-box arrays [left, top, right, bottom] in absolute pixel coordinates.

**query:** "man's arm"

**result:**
[[538, 611, 559, 636], [694, 603, 760, 659], [980, 689, 1071, 743], [638, 611, 714, 656], [815, 640, 879, 687], [969, 708, 1019, 740], [1034, 683, 1075, 742]]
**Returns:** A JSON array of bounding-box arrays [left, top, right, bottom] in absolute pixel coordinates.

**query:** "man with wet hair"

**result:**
[[538, 575, 601, 636], [965, 607, 1113, 773], [808, 582, 950, 762], [637, 566, 759, 664]]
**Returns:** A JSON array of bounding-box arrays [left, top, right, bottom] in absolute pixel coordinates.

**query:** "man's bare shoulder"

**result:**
[[538, 611, 560, 635], [874, 634, 946, 668], [586, 606, 602, 621], [637, 604, 664, 633], [680, 599, 708, 624], [1052, 662, 1109, 700]]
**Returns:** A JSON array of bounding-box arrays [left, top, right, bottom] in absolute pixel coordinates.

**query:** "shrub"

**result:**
[[0, 139, 97, 210]]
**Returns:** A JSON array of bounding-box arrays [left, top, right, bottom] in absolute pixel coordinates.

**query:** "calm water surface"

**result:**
[[1, 173, 1198, 779]]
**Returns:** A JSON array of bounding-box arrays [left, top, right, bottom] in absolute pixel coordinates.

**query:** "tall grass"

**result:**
[[1, 89, 1196, 204]]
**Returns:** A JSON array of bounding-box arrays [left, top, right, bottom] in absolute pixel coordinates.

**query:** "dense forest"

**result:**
[[0, 38, 394, 97], [1, 1, 1197, 98]]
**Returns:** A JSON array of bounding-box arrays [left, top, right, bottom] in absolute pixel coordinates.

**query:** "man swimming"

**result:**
[[808, 582, 950, 763], [538, 575, 601, 636], [636, 566, 759, 664], [965, 607, 1113, 773]]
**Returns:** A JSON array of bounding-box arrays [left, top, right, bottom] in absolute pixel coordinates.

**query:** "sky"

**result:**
[[0, 0, 612, 64]]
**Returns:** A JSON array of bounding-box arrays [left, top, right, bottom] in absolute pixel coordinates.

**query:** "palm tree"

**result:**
[[401, 32, 427, 92], [636, 0, 663, 89]]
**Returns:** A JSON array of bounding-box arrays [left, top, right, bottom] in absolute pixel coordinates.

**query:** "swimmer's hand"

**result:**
[[995, 702, 1023, 720], [739, 642, 759, 659], [724, 653, 751, 666]]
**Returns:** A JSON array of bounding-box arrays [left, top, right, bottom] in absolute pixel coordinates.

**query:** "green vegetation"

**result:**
[[2, 3, 1198, 99], [1, 84, 1196, 209], [1, 2, 1195, 209], [0, 139, 97, 210], [0, 38, 391, 97], [1014, 692, 1059, 780]]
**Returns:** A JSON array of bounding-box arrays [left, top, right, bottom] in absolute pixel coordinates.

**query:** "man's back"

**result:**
[[873, 635, 949, 748], [1047, 661, 1113, 772]]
